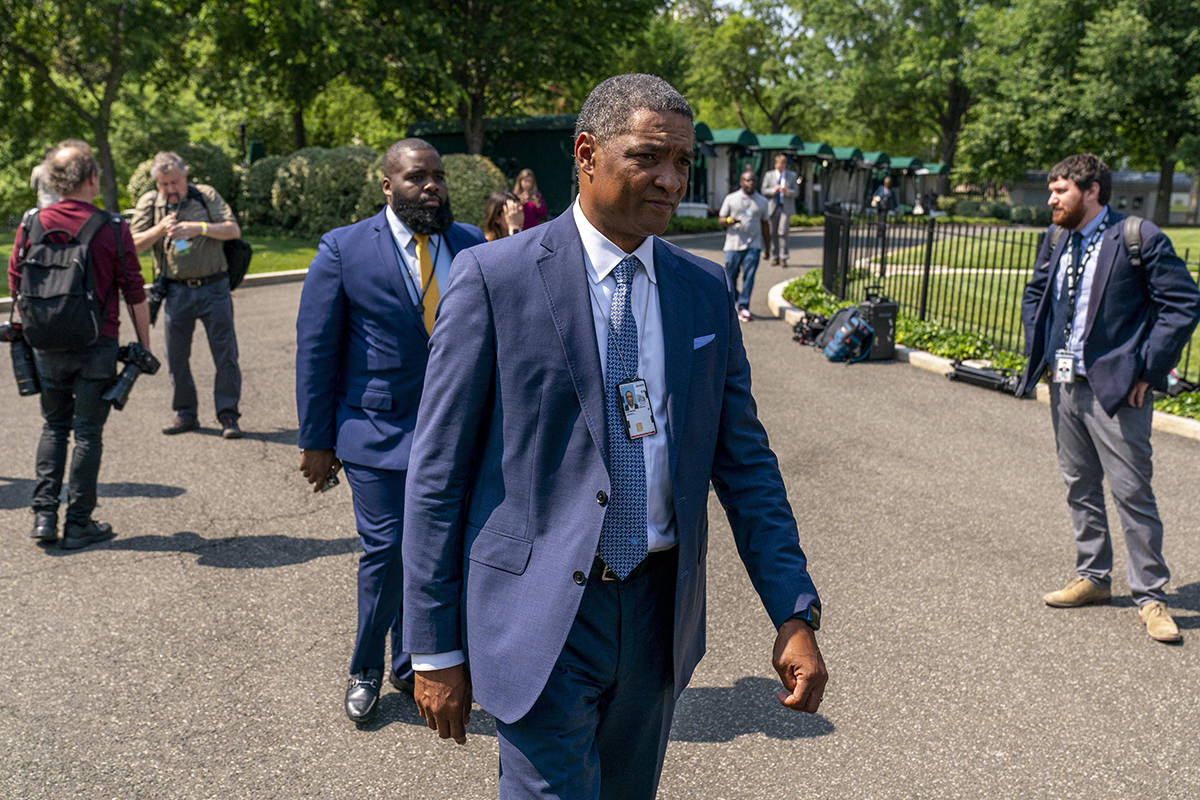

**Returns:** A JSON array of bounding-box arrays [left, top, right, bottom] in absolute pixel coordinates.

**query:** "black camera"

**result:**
[[102, 341, 160, 410], [147, 278, 167, 326], [1, 321, 40, 397]]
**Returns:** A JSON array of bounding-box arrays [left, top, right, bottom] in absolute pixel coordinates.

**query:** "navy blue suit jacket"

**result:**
[[295, 208, 484, 470], [1017, 210, 1200, 416], [401, 211, 819, 725]]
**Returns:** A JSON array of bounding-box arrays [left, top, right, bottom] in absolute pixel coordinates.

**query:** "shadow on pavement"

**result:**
[[670, 676, 834, 742], [0, 476, 185, 510], [189, 426, 299, 445], [43, 529, 358, 568], [356, 692, 499, 737]]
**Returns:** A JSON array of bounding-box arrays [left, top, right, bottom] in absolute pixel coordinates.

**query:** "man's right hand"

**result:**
[[299, 448, 339, 493], [414, 664, 472, 745]]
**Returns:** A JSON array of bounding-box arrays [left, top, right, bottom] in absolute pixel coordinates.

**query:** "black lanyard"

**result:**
[[1060, 221, 1106, 339]]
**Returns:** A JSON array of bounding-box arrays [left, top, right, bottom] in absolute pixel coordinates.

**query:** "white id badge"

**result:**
[[1053, 350, 1076, 384], [617, 378, 657, 439]]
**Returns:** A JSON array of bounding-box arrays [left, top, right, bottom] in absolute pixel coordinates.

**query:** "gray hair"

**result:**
[[150, 151, 188, 179], [575, 74, 693, 144], [45, 139, 98, 196]]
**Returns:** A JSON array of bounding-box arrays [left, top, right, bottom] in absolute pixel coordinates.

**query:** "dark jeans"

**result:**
[[163, 277, 241, 421], [723, 247, 761, 310], [31, 337, 118, 524]]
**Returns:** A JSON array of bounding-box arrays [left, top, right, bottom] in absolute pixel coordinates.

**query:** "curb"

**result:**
[[767, 279, 1200, 443], [0, 268, 310, 313]]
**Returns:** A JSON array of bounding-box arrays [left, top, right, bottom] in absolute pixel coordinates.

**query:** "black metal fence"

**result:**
[[821, 210, 1200, 382]]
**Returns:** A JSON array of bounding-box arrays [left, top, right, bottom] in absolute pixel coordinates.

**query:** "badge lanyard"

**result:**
[[586, 264, 659, 440], [1059, 221, 1107, 342], [391, 232, 442, 311]]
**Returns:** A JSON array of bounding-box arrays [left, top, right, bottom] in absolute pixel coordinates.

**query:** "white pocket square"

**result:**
[[693, 333, 716, 349]]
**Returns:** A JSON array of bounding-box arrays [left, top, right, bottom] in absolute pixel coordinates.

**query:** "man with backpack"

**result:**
[[130, 151, 244, 439], [1017, 153, 1200, 643], [6, 140, 153, 549]]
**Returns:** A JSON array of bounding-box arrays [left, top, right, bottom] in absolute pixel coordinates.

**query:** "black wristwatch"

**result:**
[[790, 603, 821, 632]]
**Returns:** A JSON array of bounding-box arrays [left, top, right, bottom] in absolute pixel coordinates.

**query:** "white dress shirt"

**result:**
[[385, 204, 453, 307], [411, 202, 678, 673]]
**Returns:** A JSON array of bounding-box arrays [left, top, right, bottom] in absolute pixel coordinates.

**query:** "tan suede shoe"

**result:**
[[1138, 602, 1182, 643], [1043, 576, 1111, 607]]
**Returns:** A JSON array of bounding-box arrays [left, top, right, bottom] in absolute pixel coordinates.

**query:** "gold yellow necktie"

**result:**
[[413, 233, 439, 335]]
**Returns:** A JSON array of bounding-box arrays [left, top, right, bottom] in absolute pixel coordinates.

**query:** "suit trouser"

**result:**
[[342, 462, 411, 679], [768, 207, 790, 261], [1049, 381, 1169, 604], [496, 550, 678, 800], [163, 277, 241, 422]]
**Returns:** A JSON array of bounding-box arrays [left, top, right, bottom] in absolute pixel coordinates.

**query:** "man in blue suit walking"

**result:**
[[1017, 153, 1200, 643], [295, 138, 484, 722], [403, 74, 827, 797]]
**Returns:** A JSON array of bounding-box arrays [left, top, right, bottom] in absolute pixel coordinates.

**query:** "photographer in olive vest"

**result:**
[[131, 151, 244, 439]]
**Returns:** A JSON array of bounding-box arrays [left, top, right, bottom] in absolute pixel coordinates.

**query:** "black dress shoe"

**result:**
[[162, 416, 199, 435], [388, 670, 414, 696], [345, 669, 382, 722], [61, 519, 115, 550], [30, 510, 58, 543]]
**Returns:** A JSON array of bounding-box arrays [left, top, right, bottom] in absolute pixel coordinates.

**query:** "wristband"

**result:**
[[200, 221, 208, 236]]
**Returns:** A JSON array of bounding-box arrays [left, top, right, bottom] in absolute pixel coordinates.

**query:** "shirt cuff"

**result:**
[[412, 650, 465, 671]]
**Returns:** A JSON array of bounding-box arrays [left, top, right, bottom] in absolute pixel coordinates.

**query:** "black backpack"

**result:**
[[15, 209, 121, 351], [153, 185, 252, 290]]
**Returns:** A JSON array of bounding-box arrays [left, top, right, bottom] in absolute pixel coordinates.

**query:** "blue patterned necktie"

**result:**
[[598, 255, 648, 579]]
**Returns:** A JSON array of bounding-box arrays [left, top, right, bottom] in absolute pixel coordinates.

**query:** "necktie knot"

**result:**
[[613, 255, 640, 287], [414, 233, 428, 247]]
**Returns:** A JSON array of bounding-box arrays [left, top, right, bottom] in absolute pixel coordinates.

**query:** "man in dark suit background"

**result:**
[[402, 74, 826, 797], [295, 138, 484, 722], [1017, 153, 1200, 643]]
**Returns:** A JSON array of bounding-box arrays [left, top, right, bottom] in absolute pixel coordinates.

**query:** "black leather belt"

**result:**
[[168, 273, 227, 288], [591, 548, 677, 583]]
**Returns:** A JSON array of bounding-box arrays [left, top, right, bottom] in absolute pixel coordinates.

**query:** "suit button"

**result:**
[[596, 490, 608, 505], [573, 570, 586, 585]]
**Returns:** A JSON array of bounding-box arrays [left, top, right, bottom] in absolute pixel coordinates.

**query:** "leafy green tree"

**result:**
[[0, 0, 196, 211], [368, 0, 662, 154]]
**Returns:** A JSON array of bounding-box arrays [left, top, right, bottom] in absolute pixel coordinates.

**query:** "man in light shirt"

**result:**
[[719, 167, 770, 322], [403, 73, 826, 798]]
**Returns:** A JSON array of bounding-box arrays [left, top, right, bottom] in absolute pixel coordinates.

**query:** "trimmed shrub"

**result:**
[[1031, 205, 1052, 226], [443, 153, 508, 229], [239, 155, 288, 228], [352, 154, 386, 223], [1011, 205, 1034, 225], [936, 196, 957, 215], [127, 142, 238, 208], [272, 146, 378, 236], [981, 201, 1011, 221], [955, 199, 981, 217]]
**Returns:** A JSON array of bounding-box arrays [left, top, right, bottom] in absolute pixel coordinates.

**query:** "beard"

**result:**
[[1051, 198, 1085, 229], [391, 193, 454, 235]]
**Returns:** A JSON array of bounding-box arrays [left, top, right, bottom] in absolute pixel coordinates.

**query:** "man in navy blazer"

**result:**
[[403, 74, 826, 797], [295, 138, 484, 722], [1017, 153, 1200, 643]]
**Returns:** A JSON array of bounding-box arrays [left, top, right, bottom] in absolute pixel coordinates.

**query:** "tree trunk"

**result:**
[[1154, 154, 1174, 227], [466, 94, 486, 155], [938, 79, 970, 166], [1188, 168, 1199, 225], [92, 122, 120, 213], [292, 108, 307, 151]]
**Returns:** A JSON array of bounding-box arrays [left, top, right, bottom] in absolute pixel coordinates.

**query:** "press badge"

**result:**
[[617, 378, 657, 439], [1053, 350, 1076, 383]]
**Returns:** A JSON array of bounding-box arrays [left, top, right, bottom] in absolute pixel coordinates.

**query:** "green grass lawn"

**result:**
[[1, 229, 319, 297]]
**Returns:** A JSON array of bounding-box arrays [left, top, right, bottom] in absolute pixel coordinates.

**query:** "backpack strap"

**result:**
[[1123, 215, 1144, 269], [1047, 223, 1066, 252], [72, 209, 111, 247], [188, 184, 213, 221]]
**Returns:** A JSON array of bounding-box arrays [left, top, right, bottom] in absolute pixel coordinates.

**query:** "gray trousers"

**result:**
[[1049, 381, 1168, 604], [768, 207, 790, 261], [163, 277, 241, 421]]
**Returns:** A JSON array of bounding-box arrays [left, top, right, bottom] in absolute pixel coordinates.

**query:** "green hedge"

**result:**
[[273, 146, 378, 236], [127, 142, 238, 209], [238, 155, 289, 228]]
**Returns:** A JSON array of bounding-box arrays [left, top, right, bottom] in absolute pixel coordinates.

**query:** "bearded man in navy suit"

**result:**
[[403, 74, 827, 798], [1018, 153, 1200, 643], [295, 138, 484, 722]]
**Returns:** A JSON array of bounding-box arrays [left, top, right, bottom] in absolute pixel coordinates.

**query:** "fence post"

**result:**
[[838, 212, 852, 300], [877, 210, 889, 280], [918, 212, 936, 321]]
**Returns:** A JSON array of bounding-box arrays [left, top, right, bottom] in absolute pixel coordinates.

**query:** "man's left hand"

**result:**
[[772, 618, 827, 713], [1128, 379, 1150, 408]]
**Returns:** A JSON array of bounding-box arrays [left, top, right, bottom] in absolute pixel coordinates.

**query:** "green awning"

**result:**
[[831, 146, 863, 162], [755, 133, 805, 150], [889, 156, 923, 171], [862, 151, 890, 168], [918, 162, 951, 175], [796, 141, 835, 159], [709, 129, 759, 147], [693, 122, 713, 142]]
